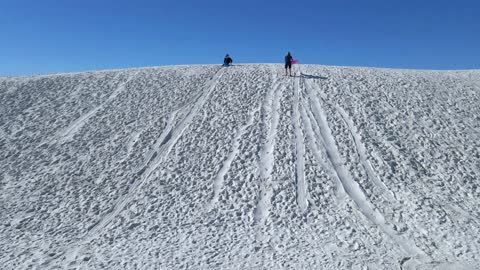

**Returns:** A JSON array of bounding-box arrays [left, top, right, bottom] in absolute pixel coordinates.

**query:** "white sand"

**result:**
[[1, 64, 479, 269]]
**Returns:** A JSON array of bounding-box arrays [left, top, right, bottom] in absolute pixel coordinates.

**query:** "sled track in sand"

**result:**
[[254, 67, 283, 227], [308, 80, 397, 202], [206, 108, 258, 212], [298, 77, 346, 200], [43, 68, 225, 267], [58, 72, 139, 143], [292, 76, 308, 212], [302, 75, 425, 258], [335, 102, 396, 201]]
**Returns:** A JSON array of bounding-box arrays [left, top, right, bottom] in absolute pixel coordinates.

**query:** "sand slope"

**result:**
[[1, 64, 479, 269]]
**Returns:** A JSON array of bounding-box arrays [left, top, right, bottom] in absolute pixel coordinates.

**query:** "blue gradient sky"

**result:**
[[1, 0, 479, 75]]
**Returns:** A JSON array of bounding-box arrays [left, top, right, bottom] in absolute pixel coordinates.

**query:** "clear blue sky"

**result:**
[[1, 0, 479, 75]]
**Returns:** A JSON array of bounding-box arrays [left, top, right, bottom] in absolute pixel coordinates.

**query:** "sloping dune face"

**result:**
[[1, 65, 479, 269]]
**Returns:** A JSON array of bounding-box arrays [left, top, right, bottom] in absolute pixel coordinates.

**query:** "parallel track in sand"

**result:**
[[43, 68, 226, 267], [1, 64, 479, 269]]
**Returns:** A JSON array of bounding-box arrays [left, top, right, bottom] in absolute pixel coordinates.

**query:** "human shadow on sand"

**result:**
[[299, 73, 328, 80]]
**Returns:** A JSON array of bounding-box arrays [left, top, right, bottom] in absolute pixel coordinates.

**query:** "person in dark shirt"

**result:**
[[223, 54, 233, 66], [285, 52, 293, 76]]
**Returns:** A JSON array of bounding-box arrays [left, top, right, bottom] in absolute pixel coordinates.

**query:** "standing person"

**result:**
[[223, 54, 233, 67], [285, 52, 293, 76]]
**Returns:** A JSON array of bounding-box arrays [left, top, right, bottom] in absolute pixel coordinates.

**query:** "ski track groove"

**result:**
[[133, 110, 177, 175], [45, 67, 225, 267], [254, 67, 282, 226], [206, 108, 257, 211], [303, 78, 425, 258], [297, 72, 346, 200], [335, 103, 397, 201], [126, 130, 142, 154], [307, 80, 396, 201], [58, 72, 138, 143], [292, 76, 308, 212], [299, 92, 346, 200]]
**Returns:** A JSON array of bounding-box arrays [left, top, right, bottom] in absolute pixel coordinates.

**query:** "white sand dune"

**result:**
[[1, 64, 479, 269]]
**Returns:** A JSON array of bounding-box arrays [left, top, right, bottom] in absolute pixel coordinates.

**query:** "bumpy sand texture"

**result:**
[[1, 64, 479, 269]]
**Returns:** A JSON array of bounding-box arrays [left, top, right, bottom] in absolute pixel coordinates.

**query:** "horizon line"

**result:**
[[2, 63, 479, 78]]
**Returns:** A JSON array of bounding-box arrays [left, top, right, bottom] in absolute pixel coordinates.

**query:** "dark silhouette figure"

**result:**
[[223, 54, 233, 66], [285, 52, 293, 76]]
